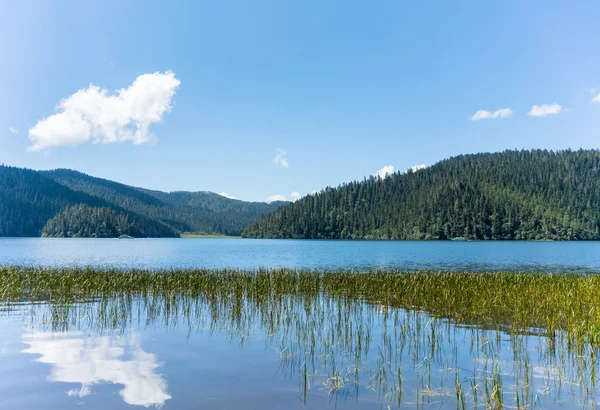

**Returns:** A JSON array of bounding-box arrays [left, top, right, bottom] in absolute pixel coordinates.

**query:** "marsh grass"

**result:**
[[3, 267, 600, 341], [2, 266, 600, 408]]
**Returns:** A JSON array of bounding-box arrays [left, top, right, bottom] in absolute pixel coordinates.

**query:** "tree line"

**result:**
[[243, 149, 600, 240], [0, 165, 285, 237]]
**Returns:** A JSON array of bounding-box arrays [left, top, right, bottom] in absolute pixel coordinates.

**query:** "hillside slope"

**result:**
[[0, 166, 286, 238], [41, 204, 164, 238], [0, 166, 177, 237], [42, 169, 287, 236], [243, 149, 600, 240]]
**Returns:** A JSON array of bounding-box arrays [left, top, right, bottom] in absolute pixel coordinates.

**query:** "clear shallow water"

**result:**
[[2, 238, 600, 271], [3, 239, 600, 409], [1, 295, 598, 409]]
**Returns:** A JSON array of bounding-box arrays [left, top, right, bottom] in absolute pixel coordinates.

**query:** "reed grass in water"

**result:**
[[2, 267, 600, 341], [2, 266, 600, 408]]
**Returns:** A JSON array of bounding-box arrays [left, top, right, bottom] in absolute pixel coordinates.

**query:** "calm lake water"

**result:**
[[2, 239, 600, 409], [1, 288, 597, 409], [1, 237, 600, 272]]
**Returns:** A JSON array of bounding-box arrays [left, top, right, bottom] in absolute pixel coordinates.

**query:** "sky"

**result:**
[[1, 1, 599, 202]]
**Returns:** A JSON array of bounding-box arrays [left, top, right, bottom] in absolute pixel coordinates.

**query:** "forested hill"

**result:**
[[0, 166, 286, 238], [42, 169, 286, 236], [243, 150, 600, 241], [0, 166, 177, 237]]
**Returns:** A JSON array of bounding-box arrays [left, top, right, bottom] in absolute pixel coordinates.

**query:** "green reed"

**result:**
[[2, 266, 600, 408], [2, 266, 600, 342]]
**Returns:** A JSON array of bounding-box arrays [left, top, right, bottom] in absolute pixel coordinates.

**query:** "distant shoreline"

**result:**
[[180, 233, 241, 239]]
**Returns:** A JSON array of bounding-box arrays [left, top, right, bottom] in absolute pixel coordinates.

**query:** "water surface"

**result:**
[[1, 290, 597, 409], [2, 239, 600, 408], [1, 238, 600, 272]]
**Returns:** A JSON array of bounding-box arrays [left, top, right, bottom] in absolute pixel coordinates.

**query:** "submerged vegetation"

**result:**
[[3, 266, 600, 408], [3, 267, 600, 340]]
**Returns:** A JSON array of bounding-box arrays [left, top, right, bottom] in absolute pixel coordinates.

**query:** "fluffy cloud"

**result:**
[[290, 191, 301, 201], [218, 192, 237, 200], [376, 165, 394, 179], [410, 164, 427, 172], [8, 126, 18, 135], [273, 149, 289, 168], [22, 331, 170, 407], [593, 93, 600, 103], [267, 194, 286, 202], [469, 108, 513, 121], [28, 71, 180, 151], [527, 103, 563, 117]]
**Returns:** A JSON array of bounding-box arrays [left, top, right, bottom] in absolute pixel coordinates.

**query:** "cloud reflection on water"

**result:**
[[22, 331, 171, 408]]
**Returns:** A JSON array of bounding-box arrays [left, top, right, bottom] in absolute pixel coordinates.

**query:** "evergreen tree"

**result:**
[[0, 165, 286, 238], [42, 204, 146, 238], [243, 149, 600, 241]]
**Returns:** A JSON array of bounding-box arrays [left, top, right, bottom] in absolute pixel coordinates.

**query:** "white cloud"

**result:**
[[410, 164, 427, 172], [290, 191, 301, 201], [218, 192, 237, 200], [593, 93, 600, 103], [27, 71, 180, 151], [376, 165, 394, 179], [273, 149, 289, 168], [67, 385, 91, 398], [8, 126, 18, 135], [267, 194, 286, 202], [527, 103, 563, 117], [469, 108, 513, 121], [23, 331, 171, 408]]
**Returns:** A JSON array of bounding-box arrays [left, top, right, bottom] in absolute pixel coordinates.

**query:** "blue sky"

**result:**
[[1, 1, 599, 202]]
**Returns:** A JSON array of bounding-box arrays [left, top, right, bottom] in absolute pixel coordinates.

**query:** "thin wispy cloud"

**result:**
[[267, 194, 286, 202], [28, 71, 180, 151], [469, 108, 513, 121], [218, 192, 237, 200], [290, 191, 301, 201], [8, 126, 18, 135], [273, 149, 289, 168], [592, 93, 600, 103], [376, 165, 394, 179], [527, 103, 563, 117]]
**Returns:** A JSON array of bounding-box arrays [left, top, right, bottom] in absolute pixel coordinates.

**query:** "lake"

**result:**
[[2, 294, 595, 410], [2, 237, 600, 272], [2, 239, 600, 409]]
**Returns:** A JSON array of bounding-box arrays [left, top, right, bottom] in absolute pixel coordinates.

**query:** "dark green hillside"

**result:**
[[0, 165, 105, 237], [42, 204, 147, 238], [0, 165, 284, 238], [141, 189, 288, 234], [243, 149, 600, 240], [0, 166, 176, 237], [42, 169, 286, 236]]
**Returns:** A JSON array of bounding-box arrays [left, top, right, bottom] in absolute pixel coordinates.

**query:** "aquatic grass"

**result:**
[[3, 266, 600, 342], [3, 266, 600, 408]]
